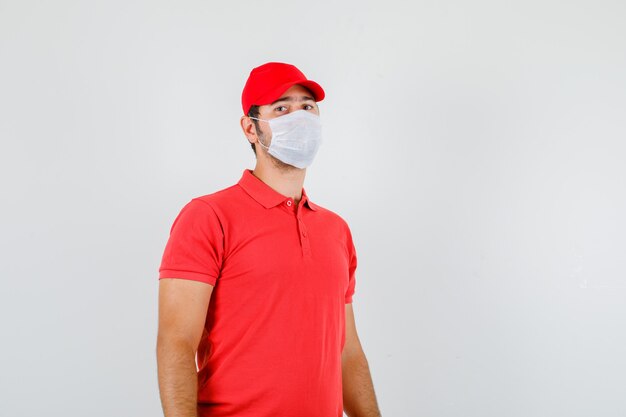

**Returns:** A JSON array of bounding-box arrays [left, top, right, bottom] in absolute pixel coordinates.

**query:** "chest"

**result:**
[[217, 211, 349, 299]]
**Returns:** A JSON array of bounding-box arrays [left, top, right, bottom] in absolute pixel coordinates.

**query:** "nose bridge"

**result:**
[[284, 97, 303, 112], [287, 103, 318, 118], [286, 105, 303, 115]]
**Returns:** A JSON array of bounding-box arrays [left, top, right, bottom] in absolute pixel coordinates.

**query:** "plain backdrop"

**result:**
[[1, 1, 625, 416]]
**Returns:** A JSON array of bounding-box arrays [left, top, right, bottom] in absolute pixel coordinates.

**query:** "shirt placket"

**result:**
[[285, 197, 312, 258]]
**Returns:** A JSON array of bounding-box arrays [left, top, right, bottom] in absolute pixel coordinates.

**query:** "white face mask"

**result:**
[[249, 110, 322, 169]]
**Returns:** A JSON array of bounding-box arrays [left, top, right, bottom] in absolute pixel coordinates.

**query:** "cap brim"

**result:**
[[256, 80, 325, 108]]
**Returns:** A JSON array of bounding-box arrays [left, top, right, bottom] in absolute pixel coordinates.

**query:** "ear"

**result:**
[[240, 116, 258, 145]]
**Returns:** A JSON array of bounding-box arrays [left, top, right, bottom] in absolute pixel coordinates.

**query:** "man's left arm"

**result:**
[[342, 303, 382, 417]]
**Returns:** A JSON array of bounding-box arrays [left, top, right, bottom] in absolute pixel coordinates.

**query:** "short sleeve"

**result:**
[[158, 198, 224, 286], [345, 225, 357, 304]]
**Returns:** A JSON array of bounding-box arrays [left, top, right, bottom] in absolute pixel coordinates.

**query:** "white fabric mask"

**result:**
[[249, 110, 322, 169]]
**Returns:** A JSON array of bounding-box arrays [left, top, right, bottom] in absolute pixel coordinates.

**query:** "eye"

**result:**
[[274, 105, 288, 112], [303, 104, 314, 110]]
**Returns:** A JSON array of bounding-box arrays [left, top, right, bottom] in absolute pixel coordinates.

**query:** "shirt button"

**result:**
[[286, 200, 292, 206], [302, 230, 307, 237]]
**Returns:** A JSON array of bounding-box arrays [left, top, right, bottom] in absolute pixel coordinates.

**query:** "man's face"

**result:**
[[257, 84, 319, 121], [253, 84, 320, 170]]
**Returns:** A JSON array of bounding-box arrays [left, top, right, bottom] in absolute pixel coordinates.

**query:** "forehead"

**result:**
[[277, 84, 315, 101]]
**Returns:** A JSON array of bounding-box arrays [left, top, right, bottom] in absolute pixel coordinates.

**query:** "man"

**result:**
[[157, 62, 381, 417]]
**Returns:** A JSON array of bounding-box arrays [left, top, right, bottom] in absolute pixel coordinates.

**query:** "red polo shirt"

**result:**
[[159, 169, 357, 417]]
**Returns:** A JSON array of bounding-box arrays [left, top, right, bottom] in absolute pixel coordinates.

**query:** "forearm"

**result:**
[[342, 351, 382, 417], [157, 339, 199, 417]]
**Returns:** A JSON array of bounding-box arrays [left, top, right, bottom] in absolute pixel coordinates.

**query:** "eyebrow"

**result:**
[[270, 96, 316, 105]]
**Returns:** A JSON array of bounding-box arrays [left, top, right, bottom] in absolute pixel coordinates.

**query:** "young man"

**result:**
[[157, 62, 381, 417]]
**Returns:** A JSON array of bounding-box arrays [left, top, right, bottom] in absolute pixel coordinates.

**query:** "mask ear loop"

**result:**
[[248, 116, 271, 150]]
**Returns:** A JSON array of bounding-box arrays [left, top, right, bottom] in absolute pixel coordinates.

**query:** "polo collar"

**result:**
[[237, 169, 319, 211]]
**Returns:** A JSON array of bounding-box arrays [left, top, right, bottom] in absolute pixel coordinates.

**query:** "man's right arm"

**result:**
[[157, 278, 214, 417]]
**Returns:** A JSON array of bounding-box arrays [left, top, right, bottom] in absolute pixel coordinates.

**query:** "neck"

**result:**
[[252, 163, 306, 204]]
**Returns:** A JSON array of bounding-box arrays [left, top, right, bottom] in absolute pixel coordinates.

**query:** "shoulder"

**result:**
[[179, 183, 247, 220], [169, 183, 241, 228], [192, 183, 240, 208]]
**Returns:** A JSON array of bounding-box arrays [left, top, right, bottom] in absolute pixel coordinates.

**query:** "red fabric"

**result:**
[[241, 62, 325, 114], [159, 169, 357, 417]]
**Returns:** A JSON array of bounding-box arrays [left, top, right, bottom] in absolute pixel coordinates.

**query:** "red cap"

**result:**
[[241, 62, 325, 115]]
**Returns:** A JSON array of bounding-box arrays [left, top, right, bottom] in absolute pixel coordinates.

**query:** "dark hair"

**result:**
[[247, 105, 261, 155]]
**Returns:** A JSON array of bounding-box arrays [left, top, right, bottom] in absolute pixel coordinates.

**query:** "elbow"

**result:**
[[156, 333, 198, 364], [342, 346, 367, 367]]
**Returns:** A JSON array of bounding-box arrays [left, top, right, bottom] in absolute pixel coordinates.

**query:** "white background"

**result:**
[[1, 1, 625, 416]]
